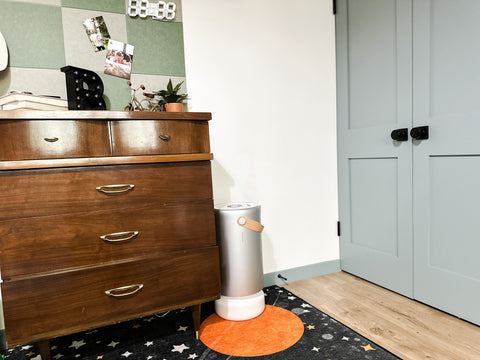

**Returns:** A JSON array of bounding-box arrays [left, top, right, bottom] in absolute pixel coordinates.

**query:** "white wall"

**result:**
[[182, 0, 338, 275]]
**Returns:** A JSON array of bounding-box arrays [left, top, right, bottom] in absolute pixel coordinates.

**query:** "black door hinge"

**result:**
[[333, 0, 337, 15], [337, 221, 341, 236]]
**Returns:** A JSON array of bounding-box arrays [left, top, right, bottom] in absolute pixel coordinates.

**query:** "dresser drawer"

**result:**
[[0, 120, 110, 160], [2, 247, 221, 346], [0, 161, 213, 220], [111, 120, 210, 156], [0, 201, 215, 278]]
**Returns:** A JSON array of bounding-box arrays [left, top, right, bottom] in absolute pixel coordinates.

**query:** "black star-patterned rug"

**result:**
[[1, 286, 400, 359]]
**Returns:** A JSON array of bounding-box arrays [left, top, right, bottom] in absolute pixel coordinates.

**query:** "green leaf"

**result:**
[[173, 81, 184, 92], [153, 79, 188, 104]]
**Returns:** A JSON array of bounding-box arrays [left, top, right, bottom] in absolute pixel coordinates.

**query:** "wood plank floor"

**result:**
[[283, 271, 480, 360]]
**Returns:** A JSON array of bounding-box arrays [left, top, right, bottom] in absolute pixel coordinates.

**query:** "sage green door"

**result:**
[[337, 0, 480, 325], [412, 0, 480, 325], [336, 0, 414, 297]]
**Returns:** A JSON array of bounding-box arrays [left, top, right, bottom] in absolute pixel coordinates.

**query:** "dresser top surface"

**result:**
[[0, 110, 212, 121]]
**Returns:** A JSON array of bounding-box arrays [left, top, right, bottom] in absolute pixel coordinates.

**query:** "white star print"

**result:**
[[188, 354, 198, 359], [21, 345, 33, 350], [178, 325, 188, 332], [342, 336, 350, 341], [121, 351, 132, 357], [172, 344, 189, 353], [107, 341, 120, 348], [69, 340, 86, 350], [301, 303, 312, 308], [53, 354, 64, 359], [145, 341, 153, 347], [312, 346, 320, 352], [146, 357, 153, 360], [288, 296, 296, 300]]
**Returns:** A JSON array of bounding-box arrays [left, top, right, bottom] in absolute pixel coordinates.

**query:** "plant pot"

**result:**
[[165, 103, 183, 112]]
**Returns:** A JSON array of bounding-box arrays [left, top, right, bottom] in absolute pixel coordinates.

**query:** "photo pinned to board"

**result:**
[[104, 39, 134, 80], [83, 16, 110, 52]]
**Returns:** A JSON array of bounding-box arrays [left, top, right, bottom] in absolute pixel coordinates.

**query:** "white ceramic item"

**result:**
[[0, 31, 7, 71]]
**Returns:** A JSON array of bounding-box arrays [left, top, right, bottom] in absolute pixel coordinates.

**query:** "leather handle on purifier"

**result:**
[[237, 216, 264, 233]]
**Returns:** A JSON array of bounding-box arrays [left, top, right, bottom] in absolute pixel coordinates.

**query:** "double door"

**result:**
[[336, 0, 480, 325]]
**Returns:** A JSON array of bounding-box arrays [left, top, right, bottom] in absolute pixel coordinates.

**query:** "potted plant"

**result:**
[[154, 79, 188, 112]]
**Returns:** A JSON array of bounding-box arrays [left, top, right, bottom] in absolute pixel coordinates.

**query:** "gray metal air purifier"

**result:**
[[214, 203, 265, 320]]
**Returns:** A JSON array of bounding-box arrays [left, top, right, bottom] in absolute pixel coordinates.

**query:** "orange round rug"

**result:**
[[199, 305, 304, 357]]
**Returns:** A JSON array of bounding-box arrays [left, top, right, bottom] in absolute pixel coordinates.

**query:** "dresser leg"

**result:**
[[37, 339, 51, 360], [192, 304, 201, 339]]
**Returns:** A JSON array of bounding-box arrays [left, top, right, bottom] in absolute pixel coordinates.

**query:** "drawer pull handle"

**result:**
[[44, 137, 59, 142], [100, 231, 139, 242], [159, 134, 171, 141], [96, 184, 135, 194], [105, 284, 144, 298]]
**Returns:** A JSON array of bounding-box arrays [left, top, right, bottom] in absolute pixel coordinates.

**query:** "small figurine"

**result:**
[[124, 81, 145, 111]]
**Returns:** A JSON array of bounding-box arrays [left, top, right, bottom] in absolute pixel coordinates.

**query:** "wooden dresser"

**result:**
[[0, 110, 220, 359]]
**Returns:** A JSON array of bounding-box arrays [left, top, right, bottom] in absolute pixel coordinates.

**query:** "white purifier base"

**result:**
[[215, 291, 265, 321]]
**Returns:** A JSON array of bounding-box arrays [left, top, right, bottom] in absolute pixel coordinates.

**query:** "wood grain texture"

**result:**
[[0, 113, 219, 356], [0, 153, 214, 171], [37, 340, 51, 360], [2, 247, 220, 346], [0, 110, 212, 121], [283, 272, 480, 360], [0, 200, 215, 279], [111, 120, 210, 156], [0, 161, 213, 221], [0, 120, 110, 160]]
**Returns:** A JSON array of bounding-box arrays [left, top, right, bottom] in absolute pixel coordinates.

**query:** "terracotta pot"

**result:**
[[165, 103, 183, 112]]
